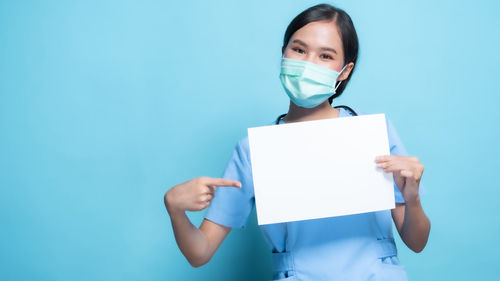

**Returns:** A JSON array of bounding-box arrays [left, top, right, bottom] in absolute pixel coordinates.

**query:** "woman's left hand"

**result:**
[[375, 155, 424, 203]]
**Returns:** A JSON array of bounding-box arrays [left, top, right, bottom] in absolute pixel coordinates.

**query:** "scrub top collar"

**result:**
[[277, 106, 350, 125]]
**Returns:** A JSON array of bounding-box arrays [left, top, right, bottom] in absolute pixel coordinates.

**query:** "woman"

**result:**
[[164, 4, 430, 280]]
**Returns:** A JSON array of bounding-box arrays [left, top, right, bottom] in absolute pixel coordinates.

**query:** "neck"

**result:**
[[283, 100, 340, 123]]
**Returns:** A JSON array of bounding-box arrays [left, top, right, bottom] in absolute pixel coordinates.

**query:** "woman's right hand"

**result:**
[[164, 176, 242, 215]]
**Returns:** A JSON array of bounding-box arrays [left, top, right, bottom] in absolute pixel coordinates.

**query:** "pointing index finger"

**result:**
[[203, 177, 242, 188], [375, 155, 391, 163]]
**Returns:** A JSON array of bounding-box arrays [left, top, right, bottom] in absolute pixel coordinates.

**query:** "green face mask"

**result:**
[[279, 57, 347, 108]]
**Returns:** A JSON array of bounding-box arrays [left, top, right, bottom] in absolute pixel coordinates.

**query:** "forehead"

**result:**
[[289, 20, 343, 51]]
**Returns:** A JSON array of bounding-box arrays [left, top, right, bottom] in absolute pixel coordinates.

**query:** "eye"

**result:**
[[292, 47, 305, 54], [320, 54, 333, 60]]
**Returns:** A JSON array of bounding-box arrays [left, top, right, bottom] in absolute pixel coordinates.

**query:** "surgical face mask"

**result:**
[[279, 57, 347, 108]]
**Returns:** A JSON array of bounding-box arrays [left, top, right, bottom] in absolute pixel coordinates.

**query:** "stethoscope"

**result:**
[[274, 105, 358, 125]]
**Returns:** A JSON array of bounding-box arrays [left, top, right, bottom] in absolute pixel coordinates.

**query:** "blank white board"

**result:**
[[247, 114, 395, 225]]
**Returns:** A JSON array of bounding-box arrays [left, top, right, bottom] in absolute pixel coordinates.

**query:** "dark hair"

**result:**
[[283, 4, 359, 102]]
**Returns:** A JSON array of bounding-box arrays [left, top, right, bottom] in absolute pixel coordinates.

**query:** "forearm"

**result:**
[[166, 201, 211, 267], [163, 177, 240, 267], [400, 196, 431, 253]]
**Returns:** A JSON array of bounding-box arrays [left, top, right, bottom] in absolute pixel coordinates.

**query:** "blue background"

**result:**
[[1, 0, 499, 280]]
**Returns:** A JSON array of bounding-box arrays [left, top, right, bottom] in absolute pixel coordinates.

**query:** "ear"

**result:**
[[281, 46, 285, 56], [338, 62, 355, 81]]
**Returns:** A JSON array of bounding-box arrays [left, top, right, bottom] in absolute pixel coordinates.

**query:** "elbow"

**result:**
[[414, 221, 431, 253], [407, 219, 431, 254], [410, 245, 425, 253], [409, 234, 430, 253], [182, 234, 216, 268], [187, 256, 211, 268], [407, 235, 429, 253], [405, 234, 429, 253], [188, 260, 206, 268]]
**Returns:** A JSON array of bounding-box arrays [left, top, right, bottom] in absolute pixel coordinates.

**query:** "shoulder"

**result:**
[[229, 135, 250, 165], [238, 118, 277, 151], [347, 107, 396, 131], [237, 135, 250, 151], [344, 107, 404, 153], [235, 118, 278, 163]]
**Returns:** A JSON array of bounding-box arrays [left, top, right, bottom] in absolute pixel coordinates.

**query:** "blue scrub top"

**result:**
[[205, 107, 425, 281]]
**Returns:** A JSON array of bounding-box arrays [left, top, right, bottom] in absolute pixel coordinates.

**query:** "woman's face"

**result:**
[[283, 20, 353, 81]]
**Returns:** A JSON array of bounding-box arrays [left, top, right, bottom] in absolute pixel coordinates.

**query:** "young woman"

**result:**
[[164, 4, 430, 280]]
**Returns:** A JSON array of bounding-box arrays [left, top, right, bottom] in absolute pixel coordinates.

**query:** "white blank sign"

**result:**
[[247, 114, 395, 225]]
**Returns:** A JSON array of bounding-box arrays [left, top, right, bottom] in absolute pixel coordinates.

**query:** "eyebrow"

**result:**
[[291, 39, 337, 54]]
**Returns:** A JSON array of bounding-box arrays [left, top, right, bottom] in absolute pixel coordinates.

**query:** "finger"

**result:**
[[409, 156, 420, 163], [198, 201, 210, 210], [381, 161, 410, 173], [377, 159, 399, 170], [383, 165, 402, 173], [385, 159, 422, 176], [203, 177, 242, 188], [400, 169, 414, 178], [375, 155, 392, 163], [207, 185, 216, 193], [380, 156, 414, 171], [204, 193, 214, 201], [376, 155, 413, 164], [203, 195, 215, 207], [376, 161, 391, 169], [392, 170, 405, 186], [199, 185, 212, 195], [198, 194, 213, 205]]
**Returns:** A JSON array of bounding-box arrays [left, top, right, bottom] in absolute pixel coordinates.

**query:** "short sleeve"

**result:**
[[204, 137, 255, 228], [386, 117, 426, 203]]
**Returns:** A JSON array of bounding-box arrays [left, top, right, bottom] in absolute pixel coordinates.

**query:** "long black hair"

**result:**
[[283, 4, 359, 103]]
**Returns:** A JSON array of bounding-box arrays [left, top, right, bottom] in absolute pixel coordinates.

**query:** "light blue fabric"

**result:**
[[204, 107, 425, 280], [279, 58, 347, 108]]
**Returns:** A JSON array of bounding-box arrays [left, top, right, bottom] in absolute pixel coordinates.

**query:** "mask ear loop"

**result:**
[[334, 80, 342, 92], [333, 64, 349, 92]]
